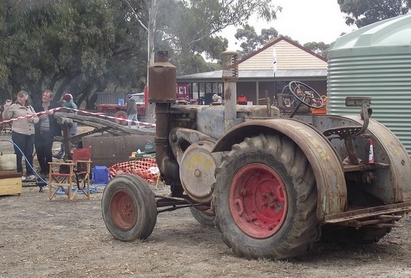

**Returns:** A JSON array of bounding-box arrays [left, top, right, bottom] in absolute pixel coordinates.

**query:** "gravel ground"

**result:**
[[2, 129, 411, 277]]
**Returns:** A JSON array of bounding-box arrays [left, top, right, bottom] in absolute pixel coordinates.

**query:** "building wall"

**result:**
[[177, 37, 328, 105]]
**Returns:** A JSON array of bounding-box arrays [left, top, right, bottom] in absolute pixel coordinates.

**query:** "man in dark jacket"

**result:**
[[126, 94, 140, 129], [33, 90, 62, 177]]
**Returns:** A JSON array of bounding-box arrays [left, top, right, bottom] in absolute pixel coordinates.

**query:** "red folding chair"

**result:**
[[48, 147, 92, 201]]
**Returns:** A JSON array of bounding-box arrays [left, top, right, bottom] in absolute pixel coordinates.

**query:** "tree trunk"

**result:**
[[146, 0, 159, 124]]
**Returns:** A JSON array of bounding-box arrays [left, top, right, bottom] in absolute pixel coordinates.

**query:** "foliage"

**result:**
[[0, 0, 282, 106], [303, 42, 330, 58], [154, 0, 281, 75], [234, 24, 329, 59], [234, 25, 278, 57], [338, 0, 411, 28], [0, 0, 147, 107]]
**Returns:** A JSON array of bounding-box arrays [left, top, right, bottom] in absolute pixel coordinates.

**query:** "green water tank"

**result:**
[[327, 14, 411, 155]]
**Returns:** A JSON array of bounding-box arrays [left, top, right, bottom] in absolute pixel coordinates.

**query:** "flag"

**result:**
[[272, 47, 277, 74]]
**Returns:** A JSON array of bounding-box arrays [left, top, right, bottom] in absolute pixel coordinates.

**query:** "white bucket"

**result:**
[[0, 154, 17, 171]]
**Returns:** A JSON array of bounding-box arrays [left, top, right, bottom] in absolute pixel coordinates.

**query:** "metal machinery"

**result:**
[[101, 51, 411, 259]]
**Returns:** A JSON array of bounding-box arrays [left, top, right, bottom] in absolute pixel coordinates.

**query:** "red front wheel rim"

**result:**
[[117, 115, 126, 124], [110, 191, 138, 231], [229, 163, 287, 238]]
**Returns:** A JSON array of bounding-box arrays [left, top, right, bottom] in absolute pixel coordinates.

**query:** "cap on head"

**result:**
[[62, 94, 72, 102]]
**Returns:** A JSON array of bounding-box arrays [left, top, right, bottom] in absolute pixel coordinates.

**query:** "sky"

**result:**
[[222, 0, 357, 50]]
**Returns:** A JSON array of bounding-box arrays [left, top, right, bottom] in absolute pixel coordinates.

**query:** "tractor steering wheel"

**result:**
[[288, 81, 324, 109]]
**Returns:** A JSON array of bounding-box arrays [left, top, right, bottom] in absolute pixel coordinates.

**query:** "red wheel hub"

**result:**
[[110, 190, 138, 231], [229, 163, 287, 238], [116, 115, 126, 125]]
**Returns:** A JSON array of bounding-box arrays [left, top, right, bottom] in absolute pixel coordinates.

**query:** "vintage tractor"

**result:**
[[101, 51, 411, 259]]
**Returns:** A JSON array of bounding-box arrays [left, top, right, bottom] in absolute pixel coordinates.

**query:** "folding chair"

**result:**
[[48, 147, 92, 201]]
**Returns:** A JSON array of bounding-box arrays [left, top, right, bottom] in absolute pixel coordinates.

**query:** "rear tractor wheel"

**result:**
[[214, 134, 320, 259]]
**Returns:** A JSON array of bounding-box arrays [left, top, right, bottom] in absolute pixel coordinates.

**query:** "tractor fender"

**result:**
[[213, 119, 346, 221], [346, 116, 411, 202]]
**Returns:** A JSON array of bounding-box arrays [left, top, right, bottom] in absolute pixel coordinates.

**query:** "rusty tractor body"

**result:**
[[101, 51, 411, 259]]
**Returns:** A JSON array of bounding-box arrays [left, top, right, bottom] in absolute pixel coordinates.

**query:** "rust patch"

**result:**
[[225, 87, 232, 101]]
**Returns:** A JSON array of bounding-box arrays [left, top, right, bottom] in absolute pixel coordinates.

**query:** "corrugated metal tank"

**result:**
[[327, 14, 411, 155]]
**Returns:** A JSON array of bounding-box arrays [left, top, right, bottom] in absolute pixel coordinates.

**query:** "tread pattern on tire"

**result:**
[[189, 207, 215, 227], [214, 134, 320, 259]]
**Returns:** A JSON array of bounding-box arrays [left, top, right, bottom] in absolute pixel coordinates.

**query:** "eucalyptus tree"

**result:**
[[303, 42, 330, 58], [234, 25, 279, 57], [0, 0, 281, 108], [338, 0, 411, 28], [122, 0, 281, 121], [124, 0, 281, 74], [0, 0, 147, 106]]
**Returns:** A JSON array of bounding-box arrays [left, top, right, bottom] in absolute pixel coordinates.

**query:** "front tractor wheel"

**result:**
[[101, 174, 157, 241], [214, 134, 319, 259]]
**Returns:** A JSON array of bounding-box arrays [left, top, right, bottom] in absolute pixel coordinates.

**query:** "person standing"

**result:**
[[2, 91, 39, 181], [33, 90, 61, 177], [54, 93, 78, 159], [126, 94, 140, 129]]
